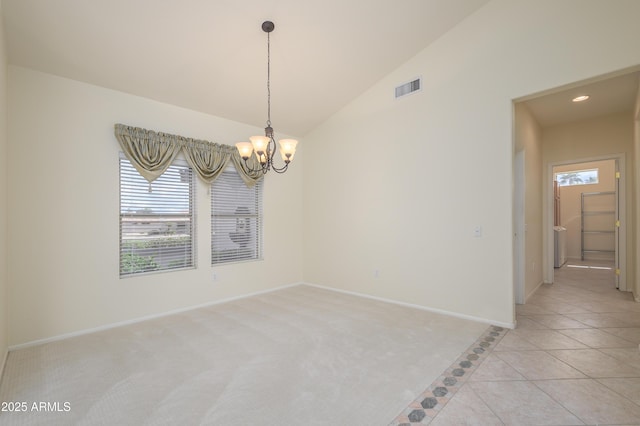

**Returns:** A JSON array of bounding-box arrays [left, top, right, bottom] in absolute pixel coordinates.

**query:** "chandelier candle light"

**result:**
[[236, 21, 298, 174]]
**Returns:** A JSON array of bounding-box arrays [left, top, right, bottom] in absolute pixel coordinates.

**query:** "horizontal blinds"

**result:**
[[211, 166, 263, 264], [120, 156, 195, 276]]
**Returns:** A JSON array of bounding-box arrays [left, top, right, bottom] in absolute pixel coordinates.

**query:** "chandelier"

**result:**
[[236, 21, 298, 174]]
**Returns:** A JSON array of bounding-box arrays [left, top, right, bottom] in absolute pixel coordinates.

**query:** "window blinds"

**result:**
[[211, 166, 263, 265], [119, 156, 195, 276]]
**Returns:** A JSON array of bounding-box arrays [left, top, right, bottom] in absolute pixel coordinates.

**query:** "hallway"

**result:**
[[395, 261, 640, 425]]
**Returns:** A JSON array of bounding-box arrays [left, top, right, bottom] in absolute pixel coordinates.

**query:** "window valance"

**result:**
[[114, 123, 263, 187]]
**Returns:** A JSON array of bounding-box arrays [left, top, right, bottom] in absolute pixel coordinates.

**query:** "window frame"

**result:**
[[554, 168, 599, 187], [119, 153, 196, 277]]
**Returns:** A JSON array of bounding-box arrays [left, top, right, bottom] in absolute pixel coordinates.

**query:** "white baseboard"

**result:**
[[525, 280, 545, 304], [10, 281, 517, 351], [9, 282, 303, 352], [303, 282, 515, 329], [0, 348, 7, 378]]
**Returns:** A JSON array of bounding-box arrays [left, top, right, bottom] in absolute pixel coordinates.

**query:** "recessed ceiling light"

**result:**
[[572, 95, 590, 102]]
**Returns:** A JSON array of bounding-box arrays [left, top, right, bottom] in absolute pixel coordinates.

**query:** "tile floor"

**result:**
[[392, 259, 640, 425]]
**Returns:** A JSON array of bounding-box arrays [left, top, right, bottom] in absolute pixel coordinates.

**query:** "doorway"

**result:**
[[513, 69, 639, 306], [549, 158, 622, 290]]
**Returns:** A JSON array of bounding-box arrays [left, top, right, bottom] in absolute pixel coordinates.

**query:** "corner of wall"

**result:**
[[0, 2, 9, 375], [634, 76, 640, 299], [514, 102, 544, 301]]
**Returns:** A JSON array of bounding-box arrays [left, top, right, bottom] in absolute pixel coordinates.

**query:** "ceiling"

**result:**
[[523, 71, 639, 128], [1, 0, 491, 137]]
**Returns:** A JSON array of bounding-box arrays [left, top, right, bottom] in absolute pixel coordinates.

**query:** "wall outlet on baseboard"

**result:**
[[373, 269, 381, 279]]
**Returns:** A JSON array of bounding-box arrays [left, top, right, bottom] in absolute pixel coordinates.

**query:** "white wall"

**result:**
[[553, 160, 616, 260], [543, 112, 635, 290], [635, 76, 640, 299], [514, 104, 543, 301], [0, 2, 9, 370], [302, 0, 640, 326], [7, 67, 304, 346], [6, 0, 640, 345]]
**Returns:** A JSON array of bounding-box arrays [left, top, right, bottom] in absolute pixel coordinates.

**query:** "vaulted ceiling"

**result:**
[[1, 0, 491, 136], [4, 1, 637, 137]]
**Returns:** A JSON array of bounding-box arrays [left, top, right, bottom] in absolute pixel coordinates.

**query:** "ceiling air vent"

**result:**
[[395, 77, 421, 99]]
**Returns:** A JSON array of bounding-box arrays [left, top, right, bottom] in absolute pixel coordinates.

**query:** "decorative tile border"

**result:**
[[389, 325, 508, 425]]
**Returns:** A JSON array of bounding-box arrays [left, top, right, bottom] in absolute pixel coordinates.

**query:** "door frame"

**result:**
[[514, 150, 525, 304], [543, 154, 626, 290]]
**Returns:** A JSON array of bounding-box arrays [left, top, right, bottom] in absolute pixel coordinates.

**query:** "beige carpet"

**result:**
[[0, 285, 488, 425]]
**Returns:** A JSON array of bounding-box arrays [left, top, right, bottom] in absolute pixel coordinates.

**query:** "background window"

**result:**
[[555, 168, 599, 187], [211, 167, 263, 265], [120, 156, 195, 276]]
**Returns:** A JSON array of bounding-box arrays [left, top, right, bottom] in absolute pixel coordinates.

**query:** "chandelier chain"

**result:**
[[266, 31, 271, 127]]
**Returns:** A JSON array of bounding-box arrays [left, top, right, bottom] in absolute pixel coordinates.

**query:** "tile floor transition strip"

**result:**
[[389, 325, 507, 425]]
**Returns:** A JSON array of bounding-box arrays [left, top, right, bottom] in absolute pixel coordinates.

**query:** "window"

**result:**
[[119, 155, 195, 276], [211, 166, 263, 264], [554, 168, 599, 187]]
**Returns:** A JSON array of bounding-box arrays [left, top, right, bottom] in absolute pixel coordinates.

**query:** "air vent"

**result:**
[[395, 78, 421, 98]]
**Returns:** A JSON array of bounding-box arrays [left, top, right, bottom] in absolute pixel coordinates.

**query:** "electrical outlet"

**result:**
[[374, 269, 381, 279], [212, 271, 218, 282], [473, 226, 483, 238]]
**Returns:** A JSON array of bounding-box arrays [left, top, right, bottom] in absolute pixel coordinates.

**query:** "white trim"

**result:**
[[303, 282, 516, 329], [544, 154, 627, 291], [9, 282, 303, 351], [10, 280, 517, 351], [514, 150, 525, 305], [525, 280, 545, 303], [0, 349, 8, 378]]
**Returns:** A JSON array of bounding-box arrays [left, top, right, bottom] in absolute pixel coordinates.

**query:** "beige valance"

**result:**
[[114, 124, 263, 187]]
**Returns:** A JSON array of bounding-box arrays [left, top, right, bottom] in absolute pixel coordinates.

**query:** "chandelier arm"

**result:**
[[267, 149, 291, 172], [241, 158, 258, 173], [241, 158, 289, 174], [242, 158, 269, 174], [267, 136, 276, 157], [242, 137, 290, 174], [270, 162, 289, 173]]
